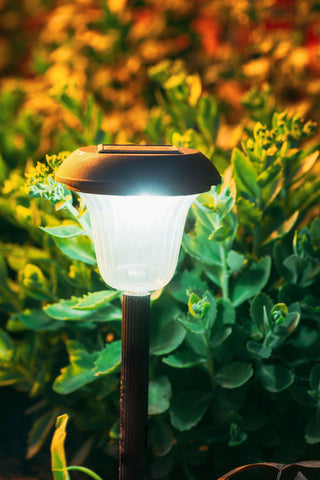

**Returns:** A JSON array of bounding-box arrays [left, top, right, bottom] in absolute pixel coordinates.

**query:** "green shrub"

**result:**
[[1, 71, 320, 479]]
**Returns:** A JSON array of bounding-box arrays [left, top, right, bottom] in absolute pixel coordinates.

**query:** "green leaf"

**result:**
[[210, 327, 232, 347], [41, 224, 84, 238], [197, 94, 219, 142], [257, 162, 281, 187], [0, 251, 7, 284], [228, 423, 248, 447], [273, 242, 292, 281], [227, 250, 245, 273], [216, 362, 253, 389], [169, 269, 208, 303], [1, 243, 49, 271], [8, 309, 62, 332], [309, 364, 320, 396], [250, 292, 273, 336], [232, 148, 260, 199], [0, 368, 26, 386], [51, 414, 69, 480], [216, 298, 236, 325], [258, 365, 294, 393], [53, 341, 99, 394], [149, 419, 174, 457], [178, 316, 204, 334], [27, 408, 59, 459], [20, 263, 52, 301], [183, 218, 223, 267], [209, 225, 233, 242], [73, 290, 120, 310], [94, 340, 121, 375], [148, 376, 172, 415], [44, 299, 94, 321], [230, 256, 271, 307], [150, 300, 186, 355], [0, 327, 14, 361], [170, 391, 212, 431], [163, 350, 206, 369], [237, 197, 263, 224], [311, 218, 320, 246], [247, 341, 272, 359], [263, 211, 299, 246], [53, 236, 96, 265], [187, 291, 217, 331], [184, 331, 207, 357], [272, 311, 300, 337], [305, 414, 320, 444]]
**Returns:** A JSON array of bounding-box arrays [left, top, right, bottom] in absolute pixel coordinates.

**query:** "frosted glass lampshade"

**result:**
[[81, 193, 197, 294], [55, 144, 222, 294]]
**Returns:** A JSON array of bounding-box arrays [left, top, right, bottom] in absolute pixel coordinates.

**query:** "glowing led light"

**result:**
[[81, 193, 197, 294]]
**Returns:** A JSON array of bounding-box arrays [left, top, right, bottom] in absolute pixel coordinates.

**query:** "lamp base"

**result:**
[[119, 293, 150, 480]]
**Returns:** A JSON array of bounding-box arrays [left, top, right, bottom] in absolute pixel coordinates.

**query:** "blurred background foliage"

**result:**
[[2, 0, 320, 479], [1, 0, 320, 159]]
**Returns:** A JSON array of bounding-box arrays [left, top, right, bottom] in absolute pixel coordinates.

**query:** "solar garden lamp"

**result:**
[[55, 144, 221, 480]]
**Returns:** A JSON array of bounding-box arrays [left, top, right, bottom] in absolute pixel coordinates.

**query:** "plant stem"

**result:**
[[200, 318, 215, 389], [67, 466, 104, 480], [220, 244, 229, 300], [65, 202, 92, 238]]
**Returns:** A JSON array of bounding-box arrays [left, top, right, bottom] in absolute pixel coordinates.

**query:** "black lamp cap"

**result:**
[[55, 145, 221, 196]]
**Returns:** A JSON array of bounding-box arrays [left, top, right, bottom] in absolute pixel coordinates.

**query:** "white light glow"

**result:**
[[81, 193, 197, 294]]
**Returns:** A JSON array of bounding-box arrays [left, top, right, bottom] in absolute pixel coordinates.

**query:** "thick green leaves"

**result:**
[[230, 256, 271, 307], [227, 250, 245, 273], [54, 340, 121, 394], [0, 328, 14, 360], [53, 341, 99, 394], [162, 350, 206, 369], [216, 298, 236, 325], [94, 340, 121, 375], [7, 309, 63, 332], [169, 269, 208, 304], [148, 376, 172, 415], [149, 420, 174, 457], [216, 362, 253, 389], [72, 290, 120, 310], [44, 292, 121, 322], [250, 292, 273, 337], [232, 148, 259, 199], [187, 291, 217, 331], [41, 224, 84, 238], [20, 263, 53, 301], [0, 368, 26, 386], [45, 299, 95, 321], [237, 197, 262, 225], [310, 364, 320, 394], [53, 236, 96, 265], [228, 423, 248, 447], [170, 391, 212, 431], [305, 414, 320, 444], [183, 225, 223, 267], [197, 94, 219, 143], [150, 299, 186, 355], [258, 365, 294, 393], [247, 341, 272, 359]]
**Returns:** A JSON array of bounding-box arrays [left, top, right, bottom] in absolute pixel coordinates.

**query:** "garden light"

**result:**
[[55, 144, 221, 480]]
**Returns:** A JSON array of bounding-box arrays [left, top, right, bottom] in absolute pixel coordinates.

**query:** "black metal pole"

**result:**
[[119, 293, 150, 480]]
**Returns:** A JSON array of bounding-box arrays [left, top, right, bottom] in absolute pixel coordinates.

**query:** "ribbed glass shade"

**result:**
[[81, 193, 197, 294]]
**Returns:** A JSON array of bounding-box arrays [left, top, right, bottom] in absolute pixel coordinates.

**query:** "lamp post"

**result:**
[[55, 144, 221, 480]]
